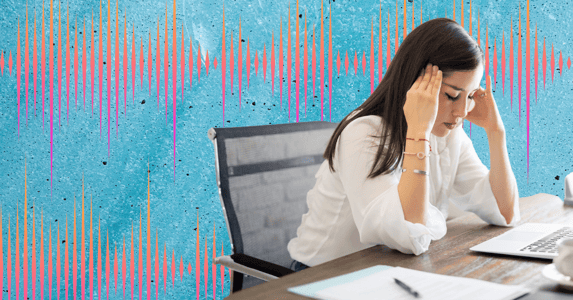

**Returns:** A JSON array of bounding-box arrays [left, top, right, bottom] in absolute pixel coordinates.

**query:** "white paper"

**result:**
[[314, 267, 530, 300]]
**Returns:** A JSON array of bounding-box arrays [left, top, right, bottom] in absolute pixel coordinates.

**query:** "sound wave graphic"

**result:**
[[0, 165, 229, 299], [0, 0, 566, 185]]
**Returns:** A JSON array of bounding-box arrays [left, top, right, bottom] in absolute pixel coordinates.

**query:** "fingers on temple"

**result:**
[[419, 64, 432, 90], [432, 70, 442, 95], [412, 72, 423, 90]]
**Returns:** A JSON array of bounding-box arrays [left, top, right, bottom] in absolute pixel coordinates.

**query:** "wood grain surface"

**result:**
[[225, 193, 573, 299]]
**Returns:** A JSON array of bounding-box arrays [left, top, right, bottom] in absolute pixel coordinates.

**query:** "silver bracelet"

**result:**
[[401, 168, 428, 176]]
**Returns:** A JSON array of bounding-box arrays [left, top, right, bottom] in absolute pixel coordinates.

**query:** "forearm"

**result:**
[[486, 129, 518, 224], [398, 130, 430, 225]]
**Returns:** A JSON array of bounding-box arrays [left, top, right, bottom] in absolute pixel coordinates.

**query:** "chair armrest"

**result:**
[[215, 254, 295, 282]]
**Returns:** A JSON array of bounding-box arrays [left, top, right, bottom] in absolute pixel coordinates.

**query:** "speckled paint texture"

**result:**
[[0, 0, 572, 298]]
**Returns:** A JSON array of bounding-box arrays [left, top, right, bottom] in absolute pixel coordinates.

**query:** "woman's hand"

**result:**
[[403, 64, 443, 136], [465, 75, 505, 134]]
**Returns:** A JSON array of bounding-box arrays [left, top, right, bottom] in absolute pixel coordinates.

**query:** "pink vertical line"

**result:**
[[172, 2, 178, 181], [25, 8, 30, 124], [73, 199, 78, 300], [188, 39, 193, 92], [17, 20, 21, 137], [344, 51, 348, 75], [90, 14, 95, 116], [65, 7, 71, 123], [0, 52, 3, 76], [550, 44, 554, 83], [485, 27, 489, 79], [114, 246, 118, 294], [179, 256, 183, 282], [188, 262, 191, 276], [80, 190, 86, 300], [238, 25, 243, 109], [147, 34, 152, 94], [23, 171, 28, 300], [99, 2, 104, 137], [394, 0, 398, 56], [517, 5, 522, 123], [211, 226, 216, 300], [8, 51, 12, 76], [89, 200, 94, 300], [362, 52, 367, 76], [123, 15, 128, 112], [220, 243, 224, 297], [138, 214, 143, 300], [31, 208, 36, 300], [403, 0, 407, 41], [559, 51, 563, 77], [221, 9, 226, 125], [509, 18, 513, 111], [370, 19, 374, 94], [378, 3, 383, 82], [295, 2, 300, 122], [203, 237, 208, 299], [105, 233, 110, 300], [310, 28, 315, 102], [279, 19, 284, 110], [386, 10, 390, 72], [122, 238, 126, 300], [181, 27, 185, 102], [33, 11, 38, 116], [40, 213, 45, 300], [106, 0, 113, 154], [7, 220, 12, 300], [534, 25, 538, 102], [171, 251, 175, 288], [542, 38, 546, 89], [336, 51, 340, 75], [16, 210, 21, 300], [501, 32, 505, 95], [526, 0, 530, 181], [0, 210, 4, 300], [64, 220, 69, 300], [48, 0, 54, 192], [230, 31, 234, 98], [83, 20, 87, 111], [97, 221, 102, 300], [257, 48, 262, 80], [269, 37, 273, 89], [164, 7, 169, 125], [48, 223, 52, 300], [133, 30, 138, 104], [156, 21, 161, 110], [57, 3, 62, 127], [146, 169, 152, 300], [328, 6, 333, 122], [493, 38, 497, 90], [195, 213, 200, 300], [303, 14, 308, 117], [197, 43, 201, 83], [74, 19, 80, 110], [286, 7, 293, 121], [245, 38, 250, 89], [115, 2, 123, 125], [162, 244, 167, 294], [154, 233, 159, 300], [319, 2, 324, 120], [353, 51, 358, 75]]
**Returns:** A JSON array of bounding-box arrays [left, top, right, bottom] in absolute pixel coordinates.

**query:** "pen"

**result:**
[[393, 277, 421, 298]]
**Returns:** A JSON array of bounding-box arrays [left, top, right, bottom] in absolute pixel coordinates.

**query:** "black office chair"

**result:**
[[208, 121, 338, 292]]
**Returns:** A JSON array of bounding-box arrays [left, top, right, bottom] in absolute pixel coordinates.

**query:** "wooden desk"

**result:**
[[226, 193, 573, 299]]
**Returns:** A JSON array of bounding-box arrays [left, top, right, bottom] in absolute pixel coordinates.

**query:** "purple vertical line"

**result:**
[[74, 19, 79, 111], [57, 2, 62, 128], [107, 0, 112, 157], [164, 8, 169, 126], [222, 9, 226, 126], [156, 21, 161, 111], [82, 19, 87, 111], [17, 19, 21, 138]]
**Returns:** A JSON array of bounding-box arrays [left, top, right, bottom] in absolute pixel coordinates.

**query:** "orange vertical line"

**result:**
[[328, 5, 333, 122], [97, 219, 102, 300], [64, 218, 69, 300], [319, 3, 324, 119], [146, 166, 152, 300], [485, 27, 489, 78], [23, 164, 29, 300], [453, 0, 455, 22], [114, 0, 120, 125], [295, 1, 300, 122], [32, 9, 38, 115], [517, 3, 522, 123], [420, 0, 422, 25], [72, 197, 77, 300], [171, 250, 175, 288], [387, 10, 390, 71], [162, 243, 167, 294], [534, 24, 538, 102], [212, 225, 216, 300], [188, 35, 193, 91], [344, 50, 349, 75], [154, 232, 159, 300], [310, 28, 315, 101], [239, 22, 244, 109], [303, 13, 308, 116], [57, 2, 63, 128], [7, 219, 12, 300], [378, 3, 383, 83], [501, 32, 505, 95], [164, 4, 169, 125], [461, 0, 464, 28], [203, 237, 208, 298], [412, 0, 414, 32], [113, 245, 118, 294], [138, 212, 143, 300], [197, 43, 201, 83], [493, 37, 497, 90], [105, 232, 110, 300], [156, 20, 161, 109], [65, 5, 71, 123], [220, 242, 224, 297], [0, 209, 4, 300], [25, 6, 30, 124], [280, 17, 284, 110], [172, 0, 178, 178], [122, 237, 126, 300], [16, 207, 21, 300], [395, 0, 398, 57], [181, 26, 186, 102], [370, 19, 374, 95], [509, 18, 514, 111], [246, 38, 251, 88], [89, 198, 94, 300], [542, 38, 546, 89], [74, 18, 79, 110], [16, 18, 21, 137], [195, 212, 200, 300], [403, 0, 407, 39], [81, 181, 86, 300], [47, 222, 52, 300], [469, 0, 472, 36], [40, 212, 45, 300], [31, 207, 36, 300], [55, 222, 60, 300]]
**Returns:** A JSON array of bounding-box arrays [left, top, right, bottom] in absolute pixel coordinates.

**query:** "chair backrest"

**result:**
[[208, 121, 338, 289]]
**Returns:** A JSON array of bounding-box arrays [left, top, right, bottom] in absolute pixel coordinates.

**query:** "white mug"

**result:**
[[554, 238, 573, 277]]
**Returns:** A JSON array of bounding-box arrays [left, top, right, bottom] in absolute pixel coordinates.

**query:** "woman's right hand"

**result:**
[[403, 63, 442, 135]]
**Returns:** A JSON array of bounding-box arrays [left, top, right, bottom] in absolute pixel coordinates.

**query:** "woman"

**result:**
[[287, 18, 520, 271]]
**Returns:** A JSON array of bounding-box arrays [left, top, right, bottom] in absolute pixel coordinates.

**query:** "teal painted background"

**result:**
[[0, 0, 572, 298]]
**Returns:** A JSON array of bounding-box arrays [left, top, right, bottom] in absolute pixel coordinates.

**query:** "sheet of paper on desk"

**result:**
[[293, 266, 530, 300]]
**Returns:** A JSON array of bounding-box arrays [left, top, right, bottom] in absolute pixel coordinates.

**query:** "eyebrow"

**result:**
[[442, 82, 479, 93]]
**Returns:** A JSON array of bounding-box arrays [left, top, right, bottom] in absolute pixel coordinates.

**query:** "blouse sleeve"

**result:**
[[335, 117, 447, 256], [449, 129, 520, 226]]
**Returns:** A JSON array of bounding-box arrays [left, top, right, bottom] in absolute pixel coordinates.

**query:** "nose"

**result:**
[[452, 97, 470, 119]]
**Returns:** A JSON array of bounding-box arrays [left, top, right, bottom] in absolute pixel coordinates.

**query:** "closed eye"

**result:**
[[446, 93, 475, 101]]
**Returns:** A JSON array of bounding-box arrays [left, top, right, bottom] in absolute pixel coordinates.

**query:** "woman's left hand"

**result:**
[[465, 75, 505, 134]]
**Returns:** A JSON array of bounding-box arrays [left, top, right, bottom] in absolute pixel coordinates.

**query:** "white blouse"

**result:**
[[287, 115, 520, 267]]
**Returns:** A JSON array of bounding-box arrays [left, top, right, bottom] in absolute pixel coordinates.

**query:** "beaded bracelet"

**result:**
[[406, 137, 432, 152], [403, 151, 430, 159]]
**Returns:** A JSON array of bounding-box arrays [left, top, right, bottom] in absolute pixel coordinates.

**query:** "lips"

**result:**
[[444, 123, 456, 130]]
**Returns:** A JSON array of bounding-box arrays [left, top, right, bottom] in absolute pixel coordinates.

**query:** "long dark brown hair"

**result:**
[[324, 18, 484, 178]]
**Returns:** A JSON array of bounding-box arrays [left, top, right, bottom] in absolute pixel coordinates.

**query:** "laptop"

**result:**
[[470, 223, 573, 259]]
